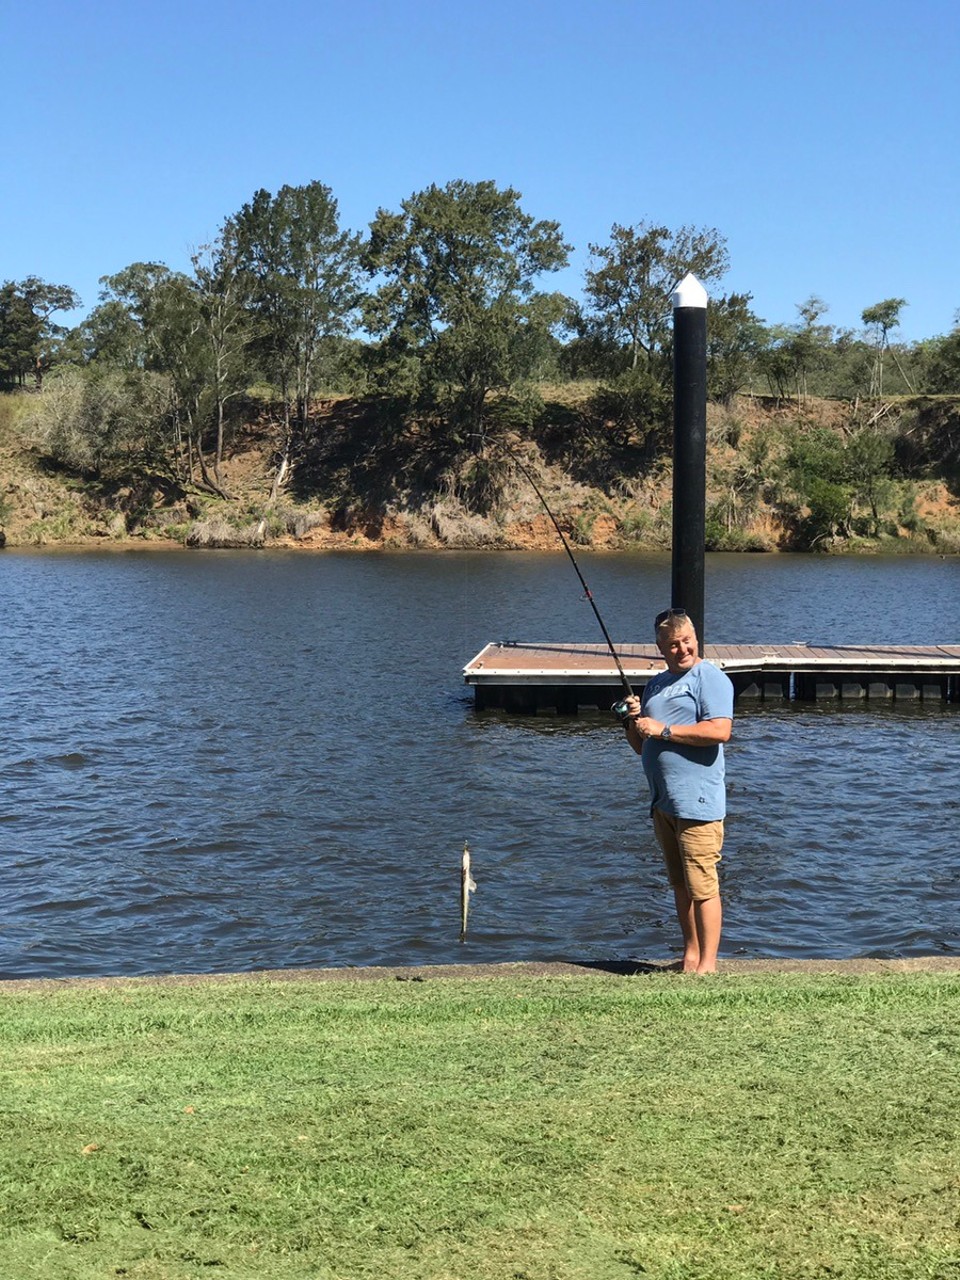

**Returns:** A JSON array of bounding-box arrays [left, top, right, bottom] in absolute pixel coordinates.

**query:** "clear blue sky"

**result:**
[[4, 0, 958, 342]]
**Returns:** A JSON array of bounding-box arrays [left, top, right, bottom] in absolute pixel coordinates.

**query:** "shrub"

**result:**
[[22, 366, 174, 477], [619, 508, 651, 542], [806, 477, 853, 542], [185, 517, 264, 548], [458, 454, 510, 515]]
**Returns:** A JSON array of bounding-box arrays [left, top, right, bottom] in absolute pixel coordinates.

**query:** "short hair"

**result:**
[[654, 607, 694, 637]]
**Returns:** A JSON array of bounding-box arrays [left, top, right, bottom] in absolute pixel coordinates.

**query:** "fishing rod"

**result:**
[[495, 439, 636, 720]]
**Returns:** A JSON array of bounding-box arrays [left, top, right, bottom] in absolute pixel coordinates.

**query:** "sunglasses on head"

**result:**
[[655, 607, 689, 628]]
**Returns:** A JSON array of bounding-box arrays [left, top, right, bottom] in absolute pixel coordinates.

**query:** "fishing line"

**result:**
[[490, 436, 636, 716], [457, 435, 636, 938]]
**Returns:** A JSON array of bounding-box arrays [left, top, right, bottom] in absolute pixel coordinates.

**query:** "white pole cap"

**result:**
[[671, 272, 708, 310]]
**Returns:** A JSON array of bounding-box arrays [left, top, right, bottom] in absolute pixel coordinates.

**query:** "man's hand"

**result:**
[[622, 697, 665, 739], [622, 697, 663, 756], [634, 716, 666, 739]]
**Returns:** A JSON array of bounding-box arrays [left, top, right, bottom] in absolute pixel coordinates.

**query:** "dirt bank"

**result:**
[[3, 391, 958, 554]]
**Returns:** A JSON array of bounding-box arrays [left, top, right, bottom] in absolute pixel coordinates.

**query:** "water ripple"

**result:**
[[2, 550, 959, 978]]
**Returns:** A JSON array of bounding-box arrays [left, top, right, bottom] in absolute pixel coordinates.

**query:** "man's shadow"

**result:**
[[575, 959, 684, 977]]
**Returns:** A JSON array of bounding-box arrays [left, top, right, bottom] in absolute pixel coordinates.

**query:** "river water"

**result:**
[[2, 548, 959, 980]]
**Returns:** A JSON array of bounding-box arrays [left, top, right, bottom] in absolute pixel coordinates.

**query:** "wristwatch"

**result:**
[[661, 725, 673, 741]]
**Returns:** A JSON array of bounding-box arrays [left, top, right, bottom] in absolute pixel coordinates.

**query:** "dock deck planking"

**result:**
[[463, 641, 960, 708]]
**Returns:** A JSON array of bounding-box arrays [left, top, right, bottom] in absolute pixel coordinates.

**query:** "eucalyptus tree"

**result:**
[[92, 265, 207, 392], [191, 222, 252, 488], [363, 179, 570, 439], [706, 292, 765, 403], [862, 298, 912, 395], [86, 263, 207, 479], [576, 222, 729, 378], [0, 276, 80, 388], [79, 295, 149, 369], [792, 296, 834, 401], [760, 297, 835, 402], [232, 181, 362, 488]]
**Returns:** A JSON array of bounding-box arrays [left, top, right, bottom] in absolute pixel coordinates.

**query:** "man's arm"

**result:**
[[632, 716, 732, 746]]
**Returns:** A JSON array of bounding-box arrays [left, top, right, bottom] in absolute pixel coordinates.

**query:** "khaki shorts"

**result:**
[[652, 809, 724, 902]]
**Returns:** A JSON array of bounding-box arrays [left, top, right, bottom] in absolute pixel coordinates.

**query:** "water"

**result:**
[[2, 548, 959, 979]]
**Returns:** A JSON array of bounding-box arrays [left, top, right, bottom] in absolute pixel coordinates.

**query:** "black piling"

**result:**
[[671, 274, 708, 647]]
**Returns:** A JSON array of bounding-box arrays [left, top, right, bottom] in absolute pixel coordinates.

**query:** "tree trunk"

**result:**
[[215, 395, 226, 486], [196, 436, 234, 499], [269, 448, 290, 505], [888, 343, 916, 393]]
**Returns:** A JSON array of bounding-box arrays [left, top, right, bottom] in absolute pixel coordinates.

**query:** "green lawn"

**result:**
[[1, 971, 958, 1279]]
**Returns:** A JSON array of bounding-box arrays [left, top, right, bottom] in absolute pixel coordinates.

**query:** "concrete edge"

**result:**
[[2, 956, 960, 994]]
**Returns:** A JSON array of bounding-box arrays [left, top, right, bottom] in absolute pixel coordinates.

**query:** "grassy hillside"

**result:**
[[1, 387, 958, 554]]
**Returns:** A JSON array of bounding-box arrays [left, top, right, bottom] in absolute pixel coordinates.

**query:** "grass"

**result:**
[[1, 971, 959, 1278]]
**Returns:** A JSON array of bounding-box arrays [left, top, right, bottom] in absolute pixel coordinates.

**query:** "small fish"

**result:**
[[460, 842, 477, 942]]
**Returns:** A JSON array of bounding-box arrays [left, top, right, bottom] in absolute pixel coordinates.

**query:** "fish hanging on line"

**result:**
[[460, 842, 477, 942]]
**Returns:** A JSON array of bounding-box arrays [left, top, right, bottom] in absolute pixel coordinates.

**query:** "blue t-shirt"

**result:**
[[640, 660, 734, 821]]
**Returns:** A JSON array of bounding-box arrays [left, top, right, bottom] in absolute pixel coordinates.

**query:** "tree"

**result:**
[[922, 314, 960, 392], [191, 223, 252, 488], [88, 263, 202, 374], [78, 295, 149, 369], [706, 292, 765, 403], [85, 263, 209, 482], [861, 298, 911, 396], [0, 283, 37, 387], [363, 179, 570, 437], [792, 297, 834, 401], [233, 181, 362, 489], [847, 428, 895, 534], [576, 222, 729, 377], [0, 277, 80, 388], [760, 298, 834, 402], [777, 422, 851, 544]]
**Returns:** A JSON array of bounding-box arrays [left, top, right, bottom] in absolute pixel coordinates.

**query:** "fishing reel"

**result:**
[[612, 698, 637, 723]]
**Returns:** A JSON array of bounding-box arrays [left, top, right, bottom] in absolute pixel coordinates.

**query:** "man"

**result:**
[[623, 608, 734, 974]]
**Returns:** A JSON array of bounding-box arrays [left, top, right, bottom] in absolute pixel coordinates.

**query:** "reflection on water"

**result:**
[[1, 549, 959, 979]]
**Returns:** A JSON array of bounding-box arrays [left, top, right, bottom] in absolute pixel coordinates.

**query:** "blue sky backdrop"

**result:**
[[4, 0, 958, 342]]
